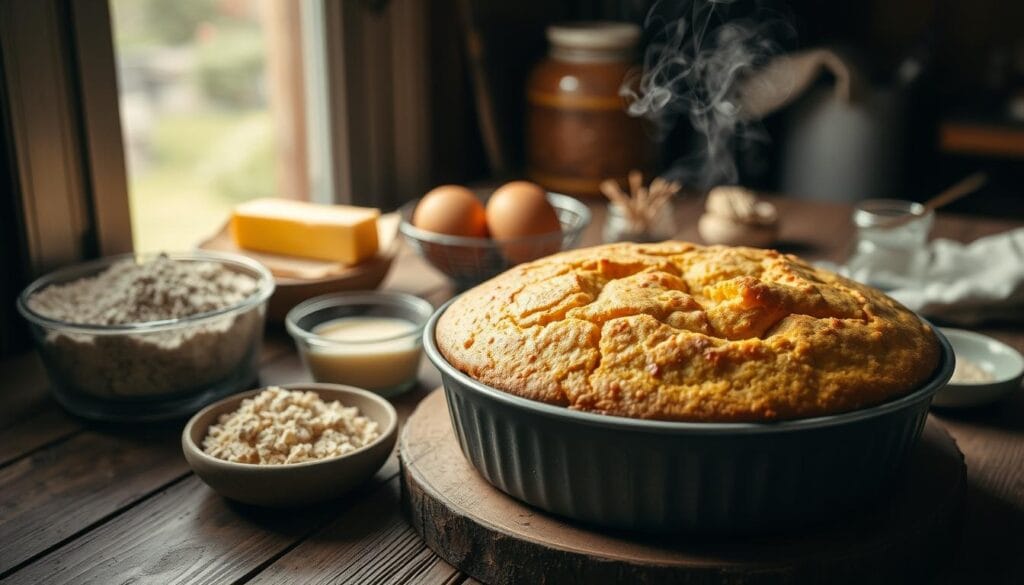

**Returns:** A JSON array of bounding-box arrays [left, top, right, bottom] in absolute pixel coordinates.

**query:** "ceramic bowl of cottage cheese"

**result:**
[[182, 383, 397, 507], [17, 251, 274, 421]]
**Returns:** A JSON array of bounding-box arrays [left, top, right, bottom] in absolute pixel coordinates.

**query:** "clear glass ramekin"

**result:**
[[17, 251, 274, 421], [285, 291, 433, 398]]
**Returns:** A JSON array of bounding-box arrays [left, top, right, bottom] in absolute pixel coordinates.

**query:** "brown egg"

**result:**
[[413, 185, 488, 238], [486, 181, 562, 264], [413, 185, 488, 275]]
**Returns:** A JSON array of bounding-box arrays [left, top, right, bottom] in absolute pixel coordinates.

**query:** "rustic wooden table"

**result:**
[[1, 198, 1021, 584]]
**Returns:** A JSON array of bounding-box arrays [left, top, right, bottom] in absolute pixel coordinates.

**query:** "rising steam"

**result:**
[[621, 0, 788, 188]]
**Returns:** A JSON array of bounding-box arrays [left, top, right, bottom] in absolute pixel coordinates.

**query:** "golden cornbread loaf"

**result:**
[[436, 242, 941, 422]]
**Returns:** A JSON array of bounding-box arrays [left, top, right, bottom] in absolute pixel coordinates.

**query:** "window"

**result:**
[[110, 0, 308, 253], [1, 0, 437, 271], [2, 0, 443, 354]]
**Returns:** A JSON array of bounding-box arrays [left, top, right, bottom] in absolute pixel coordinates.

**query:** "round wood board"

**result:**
[[400, 389, 966, 585]]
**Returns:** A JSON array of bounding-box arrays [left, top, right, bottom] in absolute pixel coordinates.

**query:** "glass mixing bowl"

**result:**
[[17, 251, 275, 421]]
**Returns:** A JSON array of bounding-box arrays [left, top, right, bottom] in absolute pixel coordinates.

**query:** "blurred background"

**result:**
[[109, 0, 1024, 252], [112, 0, 287, 251]]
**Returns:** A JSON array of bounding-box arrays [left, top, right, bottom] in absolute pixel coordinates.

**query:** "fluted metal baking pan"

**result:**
[[424, 298, 955, 534]]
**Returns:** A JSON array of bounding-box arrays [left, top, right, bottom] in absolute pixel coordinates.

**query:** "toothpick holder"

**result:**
[[603, 201, 677, 243]]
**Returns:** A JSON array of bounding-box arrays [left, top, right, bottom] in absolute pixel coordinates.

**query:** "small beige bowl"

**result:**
[[933, 328, 1024, 408], [182, 383, 397, 507]]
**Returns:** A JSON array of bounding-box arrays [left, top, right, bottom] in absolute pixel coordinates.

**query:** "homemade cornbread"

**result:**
[[436, 242, 941, 422]]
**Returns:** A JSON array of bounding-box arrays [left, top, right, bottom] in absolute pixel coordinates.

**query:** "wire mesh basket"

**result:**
[[399, 192, 591, 290]]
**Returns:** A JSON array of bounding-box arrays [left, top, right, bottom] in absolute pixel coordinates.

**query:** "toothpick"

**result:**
[[600, 179, 642, 225], [649, 177, 664, 194], [629, 171, 644, 209], [600, 180, 630, 209]]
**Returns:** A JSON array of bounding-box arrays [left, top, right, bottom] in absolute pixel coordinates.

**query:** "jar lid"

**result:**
[[546, 22, 641, 63]]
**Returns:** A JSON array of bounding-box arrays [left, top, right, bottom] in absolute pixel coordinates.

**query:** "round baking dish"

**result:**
[[424, 298, 955, 534]]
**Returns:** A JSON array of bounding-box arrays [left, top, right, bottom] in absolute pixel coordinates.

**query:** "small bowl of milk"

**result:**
[[286, 292, 434, 397]]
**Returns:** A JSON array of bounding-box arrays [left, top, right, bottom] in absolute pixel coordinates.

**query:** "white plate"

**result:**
[[932, 328, 1024, 408]]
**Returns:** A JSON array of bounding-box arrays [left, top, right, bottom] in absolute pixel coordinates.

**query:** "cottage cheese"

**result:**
[[202, 387, 381, 465]]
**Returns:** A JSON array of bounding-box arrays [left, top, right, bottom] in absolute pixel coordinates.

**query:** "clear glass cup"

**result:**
[[845, 199, 934, 290], [286, 292, 434, 398]]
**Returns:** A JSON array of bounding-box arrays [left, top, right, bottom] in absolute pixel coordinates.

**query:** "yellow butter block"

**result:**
[[231, 198, 380, 265]]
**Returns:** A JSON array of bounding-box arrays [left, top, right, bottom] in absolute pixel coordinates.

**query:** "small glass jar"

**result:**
[[286, 292, 434, 398], [845, 199, 934, 290], [526, 22, 655, 197], [603, 202, 678, 243]]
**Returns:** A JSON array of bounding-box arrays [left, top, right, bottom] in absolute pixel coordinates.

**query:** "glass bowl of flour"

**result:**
[[18, 251, 274, 421]]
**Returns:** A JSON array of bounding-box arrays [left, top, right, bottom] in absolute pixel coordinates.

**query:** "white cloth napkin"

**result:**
[[826, 228, 1024, 325]]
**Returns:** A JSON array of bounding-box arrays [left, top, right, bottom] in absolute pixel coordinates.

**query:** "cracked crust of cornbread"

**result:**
[[435, 241, 941, 422]]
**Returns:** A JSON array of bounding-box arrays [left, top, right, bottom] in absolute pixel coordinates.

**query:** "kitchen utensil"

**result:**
[[879, 172, 987, 228]]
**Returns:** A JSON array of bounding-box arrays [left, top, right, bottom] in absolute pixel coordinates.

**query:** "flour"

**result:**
[[28, 254, 257, 324], [27, 254, 265, 398]]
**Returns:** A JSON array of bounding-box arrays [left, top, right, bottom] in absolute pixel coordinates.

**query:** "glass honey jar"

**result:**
[[526, 22, 655, 197]]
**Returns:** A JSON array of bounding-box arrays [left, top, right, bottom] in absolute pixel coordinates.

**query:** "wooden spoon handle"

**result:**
[[924, 172, 988, 212]]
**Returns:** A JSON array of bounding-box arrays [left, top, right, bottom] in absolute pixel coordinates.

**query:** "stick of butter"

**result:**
[[231, 198, 380, 265]]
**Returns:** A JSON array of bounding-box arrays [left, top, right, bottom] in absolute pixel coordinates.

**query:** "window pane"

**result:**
[[110, 0, 305, 253]]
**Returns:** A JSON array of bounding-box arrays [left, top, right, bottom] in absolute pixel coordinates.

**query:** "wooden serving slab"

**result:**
[[400, 389, 966, 585], [199, 213, 400, 322]]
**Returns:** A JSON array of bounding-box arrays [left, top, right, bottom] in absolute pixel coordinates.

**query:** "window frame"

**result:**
[[2, 0, 434, 271], [316, 0, 432, 209], [0, 0, 131, 275]]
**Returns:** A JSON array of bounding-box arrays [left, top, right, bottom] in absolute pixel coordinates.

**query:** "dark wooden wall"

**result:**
[[424, 0, 1024, 214], [791, 0, 1024, 96]]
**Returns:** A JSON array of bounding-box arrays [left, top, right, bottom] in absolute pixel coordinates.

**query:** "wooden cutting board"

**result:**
[[199, 213, 400, 321], [400, 389, 966, 585]]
